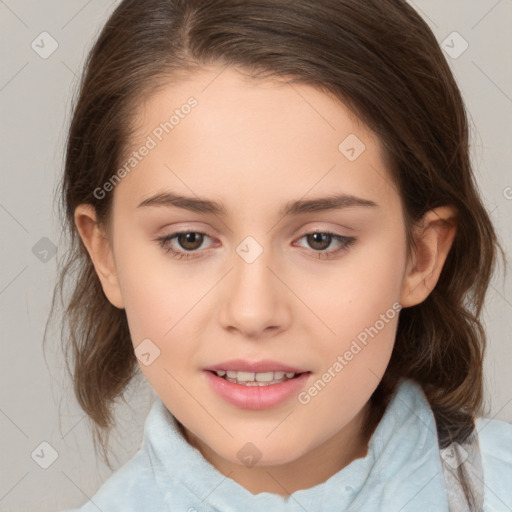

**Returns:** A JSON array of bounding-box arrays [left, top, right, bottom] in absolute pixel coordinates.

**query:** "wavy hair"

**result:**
[[47, 1, 506, 509]]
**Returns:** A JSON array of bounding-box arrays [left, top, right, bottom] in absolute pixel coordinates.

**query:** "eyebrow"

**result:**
[[137, 191, 378, 216]]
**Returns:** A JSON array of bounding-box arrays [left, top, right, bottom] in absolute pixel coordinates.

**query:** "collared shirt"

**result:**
[[62, 378, 512, 511]]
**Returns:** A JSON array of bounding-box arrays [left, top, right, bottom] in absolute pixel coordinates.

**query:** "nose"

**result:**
[[218, 243, 292, 339]]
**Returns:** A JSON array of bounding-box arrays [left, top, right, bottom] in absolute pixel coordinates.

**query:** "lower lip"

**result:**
[[204, 371, 311, 410]]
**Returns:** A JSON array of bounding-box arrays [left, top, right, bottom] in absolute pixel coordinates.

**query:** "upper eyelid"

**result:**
[[159, 222, 355, 237], [158, 227, 351, 239]]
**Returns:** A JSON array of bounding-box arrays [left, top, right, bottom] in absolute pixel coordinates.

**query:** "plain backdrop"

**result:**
[[0, 1, 511, 510]]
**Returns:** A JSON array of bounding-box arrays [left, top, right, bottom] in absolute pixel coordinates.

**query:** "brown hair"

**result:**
[[47, 0, 506, 509]]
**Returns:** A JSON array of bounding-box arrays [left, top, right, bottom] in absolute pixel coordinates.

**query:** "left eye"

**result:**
[[156, 230, 356, 260], [294, 231, 356, 258]]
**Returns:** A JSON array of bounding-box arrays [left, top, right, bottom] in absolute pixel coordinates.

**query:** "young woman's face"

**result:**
[[107, 66, 410, 470]]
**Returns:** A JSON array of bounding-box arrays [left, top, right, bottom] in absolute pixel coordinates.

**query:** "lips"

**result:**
[[203, 359, 311, 409], [205, 370, 310, 410]]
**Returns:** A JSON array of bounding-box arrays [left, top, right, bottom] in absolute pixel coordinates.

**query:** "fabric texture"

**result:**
[[440, 427, 484, 511], [61, 378, 512, 512]]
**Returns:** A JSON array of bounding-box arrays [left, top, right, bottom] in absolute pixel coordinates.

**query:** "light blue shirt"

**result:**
[[63, 378, 512, 511]]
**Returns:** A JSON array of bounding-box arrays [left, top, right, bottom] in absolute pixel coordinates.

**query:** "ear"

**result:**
[[400, 206, 458, 308], [74, 204, 124, 309]]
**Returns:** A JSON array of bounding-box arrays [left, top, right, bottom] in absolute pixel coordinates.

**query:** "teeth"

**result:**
[[255, 372, 274, 382], [237, 371, 255, 382], [215, 370, 298, 385]]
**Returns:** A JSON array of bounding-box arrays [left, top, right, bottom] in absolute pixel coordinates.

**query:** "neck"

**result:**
[[182, 401, 372, 496]]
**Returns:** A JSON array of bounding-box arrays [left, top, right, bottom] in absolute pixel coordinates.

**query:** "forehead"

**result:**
[[134, 65, 369, 149], [114, 65, 398, 216]]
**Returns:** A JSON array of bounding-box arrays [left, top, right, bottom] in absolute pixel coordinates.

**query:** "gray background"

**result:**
[[0, 1, 511, 510]]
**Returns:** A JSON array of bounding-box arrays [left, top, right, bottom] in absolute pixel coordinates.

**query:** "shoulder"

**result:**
[[476, 416, 512, 511]]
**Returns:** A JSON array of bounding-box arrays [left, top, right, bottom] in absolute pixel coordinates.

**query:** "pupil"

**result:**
[[179, 232, 203, 250], [309, 233, 330, 250]]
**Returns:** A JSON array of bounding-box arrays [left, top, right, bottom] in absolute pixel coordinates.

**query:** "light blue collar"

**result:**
[[143, 378, 450, 511]]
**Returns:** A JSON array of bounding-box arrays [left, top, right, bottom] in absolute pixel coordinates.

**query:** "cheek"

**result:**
[[113, 243, 204, 401], [316, 227, 406, 330], [112, 230, 200, 346], [304, 226, 406, 390]]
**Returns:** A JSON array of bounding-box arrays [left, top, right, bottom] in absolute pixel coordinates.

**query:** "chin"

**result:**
[[228, 440, 307, 468]]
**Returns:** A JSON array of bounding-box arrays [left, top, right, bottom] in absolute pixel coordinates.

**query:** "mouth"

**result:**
[[208, 369, 305, 386], [204, 368, 311, 410]]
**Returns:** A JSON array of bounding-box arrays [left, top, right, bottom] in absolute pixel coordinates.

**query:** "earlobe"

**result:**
[[400, 206, 458, 308], [74, 204, 125, 309]]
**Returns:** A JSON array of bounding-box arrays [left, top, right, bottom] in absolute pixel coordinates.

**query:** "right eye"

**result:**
[[156, 230, 215, 260]]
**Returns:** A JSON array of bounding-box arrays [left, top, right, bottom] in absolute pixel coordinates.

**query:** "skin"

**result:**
[[75, 65, 457, 496]]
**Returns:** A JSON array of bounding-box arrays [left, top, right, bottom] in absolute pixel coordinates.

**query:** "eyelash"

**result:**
[[155, 230, 357, 261]]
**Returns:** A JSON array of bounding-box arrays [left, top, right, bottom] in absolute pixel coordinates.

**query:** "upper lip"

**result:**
[[204, 359, 308, 374]]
